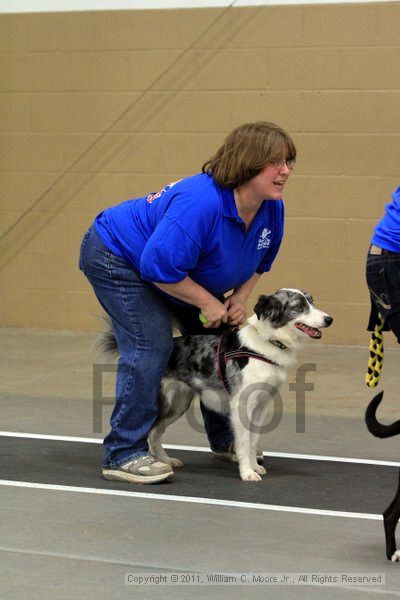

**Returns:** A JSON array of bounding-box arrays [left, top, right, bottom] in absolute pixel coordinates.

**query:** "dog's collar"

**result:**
[[268, 338, 287, 350], [217, 330, 280, 394]]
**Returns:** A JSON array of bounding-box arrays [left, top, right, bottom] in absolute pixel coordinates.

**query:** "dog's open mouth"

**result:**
[[295, 322, 322, 339]]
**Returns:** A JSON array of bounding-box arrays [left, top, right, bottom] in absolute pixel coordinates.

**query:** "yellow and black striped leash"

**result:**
[[365, 312, 385, 388]]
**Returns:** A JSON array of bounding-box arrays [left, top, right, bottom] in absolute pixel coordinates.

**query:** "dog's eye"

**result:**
[[292, 302, 304, 311], [292, 300, 309, 313]]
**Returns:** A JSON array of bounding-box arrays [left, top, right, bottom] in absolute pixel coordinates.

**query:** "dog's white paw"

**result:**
[[391, 550, 400, 562], [166, 457, 184, 468], [253, 464, 267, 475], [241, 470, 262, 482]]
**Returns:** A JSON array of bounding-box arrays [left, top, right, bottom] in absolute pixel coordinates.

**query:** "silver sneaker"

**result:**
[[102, 454, 173, 484], [212, 443, 264, 464]]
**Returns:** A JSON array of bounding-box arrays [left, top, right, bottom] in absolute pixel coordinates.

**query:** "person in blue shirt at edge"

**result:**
[[79, 121, 296, 484], [367, 186, 400, 343]]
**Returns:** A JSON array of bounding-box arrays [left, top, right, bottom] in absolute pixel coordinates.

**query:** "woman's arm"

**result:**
[[231, 272, 261, 302], [224, 272, 262, 325], [153, 277, 228, 328]]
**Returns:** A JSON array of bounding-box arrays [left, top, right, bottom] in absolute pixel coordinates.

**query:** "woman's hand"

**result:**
[[224, 294, 248, 326], [200, 298, 229, 329], [153, 275, 254, 329]]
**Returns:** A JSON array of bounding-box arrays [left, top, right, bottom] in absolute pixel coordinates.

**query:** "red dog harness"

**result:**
[[217, 330, 280, 393]]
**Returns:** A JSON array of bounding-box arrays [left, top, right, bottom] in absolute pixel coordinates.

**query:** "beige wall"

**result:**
[[1, 2, 400, 345]]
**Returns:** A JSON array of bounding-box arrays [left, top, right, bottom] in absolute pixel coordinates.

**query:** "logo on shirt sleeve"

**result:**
[[257, 228, 272, 250], [146, 179, 182, 203]]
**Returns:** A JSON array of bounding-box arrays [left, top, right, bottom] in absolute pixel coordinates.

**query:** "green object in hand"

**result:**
[[199, 312, 208, 324]]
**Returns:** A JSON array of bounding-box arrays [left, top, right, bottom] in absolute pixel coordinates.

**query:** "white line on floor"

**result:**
[[327, 586, 400, 598], [0, 431, 102, 444], [0, 545, 186, 570], [0, 479, 382, 521], [1, 431, 399, 467], [3, 0, 400, 16], [1, 547, 399, 597]]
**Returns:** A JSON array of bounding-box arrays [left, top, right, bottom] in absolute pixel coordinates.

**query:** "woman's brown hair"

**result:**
[[202, 121, 296, 188]]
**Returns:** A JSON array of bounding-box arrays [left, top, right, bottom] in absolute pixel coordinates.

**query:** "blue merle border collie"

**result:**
[[100, 288, 333, 482]]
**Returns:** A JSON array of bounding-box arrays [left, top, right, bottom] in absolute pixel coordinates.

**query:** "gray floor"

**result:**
[[1, 327, 400, 599]]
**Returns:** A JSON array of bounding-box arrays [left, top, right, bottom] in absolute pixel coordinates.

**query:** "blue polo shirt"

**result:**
[[372, 186, 400, 252], [94, 173, 284, 298]]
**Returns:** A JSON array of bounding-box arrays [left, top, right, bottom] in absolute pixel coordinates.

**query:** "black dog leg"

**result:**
[[383, 470, 400, 561]]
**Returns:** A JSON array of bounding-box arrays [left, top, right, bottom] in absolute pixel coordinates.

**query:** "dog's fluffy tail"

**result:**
[[365, 391, 400, 438], [95, 315, 119, 359]]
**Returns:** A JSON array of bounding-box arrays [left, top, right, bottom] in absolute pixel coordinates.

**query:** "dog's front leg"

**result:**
[[249, 401, 268, 476], [230, 395, 261, 482]]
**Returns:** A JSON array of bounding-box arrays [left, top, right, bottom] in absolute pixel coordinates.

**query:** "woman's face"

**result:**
[[247, 160, 292, 201]]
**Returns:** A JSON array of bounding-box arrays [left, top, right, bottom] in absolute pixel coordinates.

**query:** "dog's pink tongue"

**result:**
[[296, 323, 322, 338], [307, 326, 322, 339]]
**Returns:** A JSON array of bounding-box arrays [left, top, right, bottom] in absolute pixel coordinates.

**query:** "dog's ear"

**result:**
[[254, 294, 283, 323], [300, 289, 314, 304], [254, 295, 269, 319]]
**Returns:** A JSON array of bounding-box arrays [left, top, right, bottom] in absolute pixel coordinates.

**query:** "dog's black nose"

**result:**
[[324, 316, 334, 327]]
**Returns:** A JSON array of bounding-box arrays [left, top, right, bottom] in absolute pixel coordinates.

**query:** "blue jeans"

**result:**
[[79, 226, 233, 467], [366, 248, 400, 343]]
